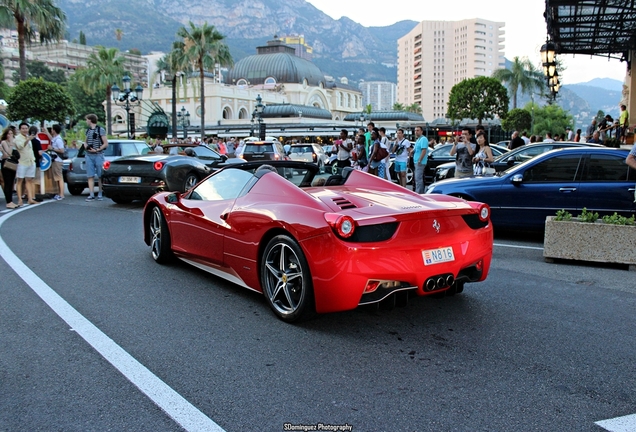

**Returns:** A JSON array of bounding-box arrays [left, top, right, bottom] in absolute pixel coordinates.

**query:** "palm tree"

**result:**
[[75, 47, 126, 134], [155, 41, 190, 138], [0, 0, 66, 81], [406, 103, 422, 114], [177, 21, 233, 138], [392, 102, 405, 111], [492, 56, 544, 109]]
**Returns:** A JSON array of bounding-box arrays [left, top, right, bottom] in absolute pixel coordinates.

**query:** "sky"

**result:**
[[306, 0, 627, 86]]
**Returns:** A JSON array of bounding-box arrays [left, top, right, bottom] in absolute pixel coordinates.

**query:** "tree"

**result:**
[[492, 56, 544, 109], [526, 102, 573, 137], [66, 72, 105, 125], [178, 21, 232, 137], [115, 28, 123, 42], [447, 76, 509, 125], [6, 77, 74, 125], [155, 41, 190, 138], [0, 0, 66, 81], [79, 30, 86, 45], [392, 102, 405, 111], [12, 59, 66, 85], [500, 108, 532, 132], [406, 102, 422, 114], [74, 46, 125, 134]]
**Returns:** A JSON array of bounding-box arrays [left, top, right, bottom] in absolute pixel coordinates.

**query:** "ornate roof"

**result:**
[[262, 104, 332, 120], [227, 52, 326, 86], [342, 111, 425, 122]]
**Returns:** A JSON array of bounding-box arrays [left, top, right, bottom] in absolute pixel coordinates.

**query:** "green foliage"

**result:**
[[525, 102, 573, 137], [6, 78, 75, 124], [601, 213, 635, 225], [447, 76, 509, 124], [79, 31, 86, 45], [501, 108, 532, 132], [492, 56, 544, 109], [128, 48, 142, 55], [12, 60, 66, 85], [392, 102, 405, 111], [554, 209, 573, 221], [578, 208, 599, 223], [66, 73, 105, 125], [595, 110, 605, 123], [406, 103, 422, 114]]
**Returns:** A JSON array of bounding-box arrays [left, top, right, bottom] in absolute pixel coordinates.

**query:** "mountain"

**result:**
[[571, 77, 623, 92], [58, 0, 416, 84]]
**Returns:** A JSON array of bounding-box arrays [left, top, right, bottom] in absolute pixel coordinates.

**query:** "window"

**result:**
[[189, 169, 254, 201], [264, 77, 276, 85], [236, 79, 248, 86], [523, 155, 582, 182], [582, 155, 631, 181]]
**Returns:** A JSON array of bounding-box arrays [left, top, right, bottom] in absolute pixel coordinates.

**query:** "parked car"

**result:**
[[101, 143, 240, 204], [426, 147, 636, 230], [239, 139, 288, 162], [434, 142, 601, 182], [287, 144, 329, 173], [425, 143, 509, 183], [143, 161, 494, 322], [61, 147, 80, 183], [66, 140, 151, 196]]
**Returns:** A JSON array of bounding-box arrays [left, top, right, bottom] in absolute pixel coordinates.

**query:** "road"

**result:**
[[1, 196, 635, 431]]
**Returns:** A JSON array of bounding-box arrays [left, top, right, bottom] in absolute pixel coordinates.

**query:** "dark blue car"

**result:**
[[425, 147, 636, 230]]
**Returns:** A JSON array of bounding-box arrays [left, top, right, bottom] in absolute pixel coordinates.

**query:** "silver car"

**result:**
[[287, 144, 329, 173], [65, 140, 151, 195]]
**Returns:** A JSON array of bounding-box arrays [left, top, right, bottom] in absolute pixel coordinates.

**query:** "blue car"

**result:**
[[425, 147, 636, 230]]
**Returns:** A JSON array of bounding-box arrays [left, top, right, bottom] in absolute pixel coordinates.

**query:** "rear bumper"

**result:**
[[103, 184, 166, 201]]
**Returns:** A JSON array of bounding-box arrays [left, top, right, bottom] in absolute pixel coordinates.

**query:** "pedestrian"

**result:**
[[226, 138, 236, 157], [586, 119, 597, 142], [412, 125, 429, 193], [43, 124, 65, 200], [450, 127, 476, 179], [509, 131, 525, 150], [566, 127, 574, 141], [521, 131, 531, 145], [84, 113, 108, 201], [619, 104, 629, 144], [378, 127, 391, 181], [391, 128, 411, 187], [473, 131, 495, 175], [367, 128, 384, 177], [626, 140, 636, 202], [588, 131, 602, 144], [0, 128, 18, 208], [365, 122, 375, 156], [352, 134, 367, 170], [598, 115, 613, 143], [218, 139, 227, 155], [14, 122, 37, 205], [573, 129, 582, 142], [334, 129, 353, 169], [235, 139, 245, 158], [543, 132, 555, 143]]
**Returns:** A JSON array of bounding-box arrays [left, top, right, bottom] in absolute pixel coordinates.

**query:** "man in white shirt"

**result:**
[[391, 128, 411, 187], [44, 124, 66, 200]]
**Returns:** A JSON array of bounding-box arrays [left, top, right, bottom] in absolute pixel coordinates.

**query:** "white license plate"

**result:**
[[422, 246, 455, 265], [119, 176, 141, 183]]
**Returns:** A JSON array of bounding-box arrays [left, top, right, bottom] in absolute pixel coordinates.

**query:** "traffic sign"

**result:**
[[38, 132, 50, 150], [39, 152, 52, 171]]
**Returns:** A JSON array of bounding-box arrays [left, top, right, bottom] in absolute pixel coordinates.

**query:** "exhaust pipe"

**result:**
[[446, 275, 454, 287], [436, 277, 446, 289], [425, 278, 436, 291]]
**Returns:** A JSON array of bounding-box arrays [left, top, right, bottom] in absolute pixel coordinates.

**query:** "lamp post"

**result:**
[[255, 94, 265, 140], [359, 113, 365, 129], [112, 75, 143, 139], [250, 115, 255, 137], [540, 39, 559, 102], [176, 106, 190, 139]]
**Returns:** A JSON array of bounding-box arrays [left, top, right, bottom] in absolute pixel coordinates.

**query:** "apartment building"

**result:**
[[397, 19, 505, 121], [359, 81, 397, 111]]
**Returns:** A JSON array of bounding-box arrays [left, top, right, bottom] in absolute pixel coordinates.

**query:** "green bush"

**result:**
[[555, 209, 573, 221], [602, 213, 635, 225], [578, 207, 599, 223]]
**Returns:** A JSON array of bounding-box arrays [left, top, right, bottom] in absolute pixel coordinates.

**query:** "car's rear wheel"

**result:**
[[406, 166, 414, 185], [68, 185, 84, 196], [261, 235, 314, 322], [331, 164, 339, 175], [149, 206, 172, 264], [183, 173, 198, 191], [111, 196, 133, 205], [317, 160, 324, 174]]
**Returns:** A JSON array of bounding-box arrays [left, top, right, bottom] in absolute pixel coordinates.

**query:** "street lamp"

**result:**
[[176, 106, 190, 139], [540, 39, 559, 101], [359, 113, 366, 129], [112, 75, 143, 139], [255, 94, 265, 140]]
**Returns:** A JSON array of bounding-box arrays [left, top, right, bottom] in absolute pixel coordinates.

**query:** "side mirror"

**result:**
[[511, 174, 523, 184], [166, 192, 180, 203], [220, 154, 228, 162], [507, 159, 515, 166]]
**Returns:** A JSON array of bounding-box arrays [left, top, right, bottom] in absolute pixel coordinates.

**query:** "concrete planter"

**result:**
[[543, 216, 636, 270]]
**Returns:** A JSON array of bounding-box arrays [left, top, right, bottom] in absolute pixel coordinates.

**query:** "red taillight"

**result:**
[[274, 154, 280, 160], [312, 153, 317, 162], [103, 160, 111, 170], [154, 161, 165, 171], [324, 213, 356, 239], [478, 204, 490, 222]]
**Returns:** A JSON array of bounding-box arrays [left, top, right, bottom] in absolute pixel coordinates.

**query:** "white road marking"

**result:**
[[0, 203, 225, 432], [596, 413, 636, 431], [493, 242, 544, 251]]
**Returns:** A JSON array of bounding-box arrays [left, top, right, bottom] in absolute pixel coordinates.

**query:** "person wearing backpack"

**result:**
[[84, 114, 108, 201]]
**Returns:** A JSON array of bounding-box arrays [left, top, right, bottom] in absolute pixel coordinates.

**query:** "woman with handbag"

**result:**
[[368, 129, 389, 177], [472, 131, 495, 176], [0, 128, 19, 208]]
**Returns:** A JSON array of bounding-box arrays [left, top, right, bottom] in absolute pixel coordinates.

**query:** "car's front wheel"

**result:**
[[68, 185, 84, 196], [406, 166, 414, 185], [183, 173, 198, 192], [149, 206, 172, 264], [261, 235, 314, 322]]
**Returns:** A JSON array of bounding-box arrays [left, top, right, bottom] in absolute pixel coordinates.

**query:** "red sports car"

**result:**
[[143, 161, 493, 322]]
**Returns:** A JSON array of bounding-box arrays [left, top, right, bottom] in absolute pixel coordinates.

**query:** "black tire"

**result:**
[[183, 172, 198, 192], [331, 164, 339, 175], [68, 185, 84, 196], [261, 235, 315, 322], [111, 196, 133, 205], [317, 161, 324, 174], [406, 166, 414, 185], [149, 206, 173, 264]]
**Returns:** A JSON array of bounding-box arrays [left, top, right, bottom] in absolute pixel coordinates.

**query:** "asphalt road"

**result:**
[[1, 196, 635, 432]]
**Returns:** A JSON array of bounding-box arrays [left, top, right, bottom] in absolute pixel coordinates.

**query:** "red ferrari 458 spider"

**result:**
[[143, 161, 493, 322]]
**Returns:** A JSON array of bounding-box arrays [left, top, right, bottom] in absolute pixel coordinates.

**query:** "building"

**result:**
[[397, 19, 505, 122], [359, 81, 397, 111], [277, 35, 313, 61]]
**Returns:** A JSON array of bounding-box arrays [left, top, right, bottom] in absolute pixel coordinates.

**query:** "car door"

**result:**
[[493, 144, 554, 172], [426, 145, 453, 179], [493, 153, 583, 229], [575, 152, 636, 216], [169, 169, 255, 266]]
